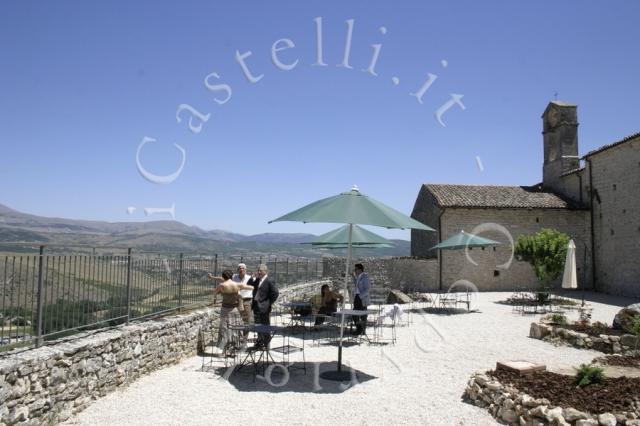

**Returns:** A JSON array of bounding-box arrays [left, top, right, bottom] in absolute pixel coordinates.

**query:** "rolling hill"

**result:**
[[0, 203, 410, 257]]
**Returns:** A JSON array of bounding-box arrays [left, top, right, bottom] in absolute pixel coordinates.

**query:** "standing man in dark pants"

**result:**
[[249, 264, 279, 348], [352, 263, 371, 335]]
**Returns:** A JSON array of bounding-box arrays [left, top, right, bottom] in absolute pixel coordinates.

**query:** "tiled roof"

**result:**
[[560, 167, 585, 177], [549, 100, 576, 107], [423, 184, 586, 210], [584, 132, 640, 158]]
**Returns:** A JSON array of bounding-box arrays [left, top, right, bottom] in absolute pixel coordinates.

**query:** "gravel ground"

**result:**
[[64, 291, 632, 426]]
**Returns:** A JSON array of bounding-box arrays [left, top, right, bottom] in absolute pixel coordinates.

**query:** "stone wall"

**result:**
[[0, 280, 328, 425], [410, 186, 442, 259], [587, 136, 640, 297], [0, 309, 220, 425], [322, 257, 439, 292], [277, 279, 330, 303], [440, 208, 591, 292], [337, 206, 591, 293], [541, 103, 580, 198], [529, 322, 637, 354]]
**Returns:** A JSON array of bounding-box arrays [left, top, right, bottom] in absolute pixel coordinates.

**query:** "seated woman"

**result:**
[[207, 269, 254, 355], [314, 284, 344, 325]]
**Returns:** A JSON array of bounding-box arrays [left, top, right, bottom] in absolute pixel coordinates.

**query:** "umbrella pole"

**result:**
[[321, 224, 354, 382], [337, 224, 353, 372]]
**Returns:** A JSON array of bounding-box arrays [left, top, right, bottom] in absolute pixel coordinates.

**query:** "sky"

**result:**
[[1, 1, 639, 240]]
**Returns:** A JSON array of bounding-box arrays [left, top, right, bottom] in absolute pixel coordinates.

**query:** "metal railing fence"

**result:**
[[0, 247, 323, 350]]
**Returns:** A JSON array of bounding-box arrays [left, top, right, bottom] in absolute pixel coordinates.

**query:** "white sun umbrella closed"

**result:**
[[561, 239, 577, 289]]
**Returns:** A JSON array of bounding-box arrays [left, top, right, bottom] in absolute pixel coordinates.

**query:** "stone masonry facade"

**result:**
[[324, 205, 591, 294], [439, 208, 591, 292], [585, 136, 640, 297]]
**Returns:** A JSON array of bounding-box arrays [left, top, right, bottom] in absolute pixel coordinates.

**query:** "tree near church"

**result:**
[[514, 228, 570, 293]]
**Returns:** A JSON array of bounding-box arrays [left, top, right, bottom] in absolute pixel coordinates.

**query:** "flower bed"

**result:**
[[465, 369, 640, 425], [594, 354, 640, 369], [530, 322, 637, 354], [558, 322, 625, 337]]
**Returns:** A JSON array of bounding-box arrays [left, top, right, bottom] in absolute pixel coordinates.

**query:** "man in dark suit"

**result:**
[[248, 263, 279, 348]]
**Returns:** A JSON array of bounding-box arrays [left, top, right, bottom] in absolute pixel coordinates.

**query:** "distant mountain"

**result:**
[[0, 202, 410, 257], [205, 229, 247, 241], [246, 233, 314, 244], [0, 203, 208, 237]]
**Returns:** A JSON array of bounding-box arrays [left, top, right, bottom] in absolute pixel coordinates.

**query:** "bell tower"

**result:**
[[542, 101, 579, 192]]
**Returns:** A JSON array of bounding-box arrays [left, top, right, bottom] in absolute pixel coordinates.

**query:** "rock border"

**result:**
[[530, 323, 637, 354], [465, 371, 640, 426]]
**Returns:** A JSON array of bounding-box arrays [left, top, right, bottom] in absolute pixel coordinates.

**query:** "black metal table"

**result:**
[[235, 324, 306, 380]]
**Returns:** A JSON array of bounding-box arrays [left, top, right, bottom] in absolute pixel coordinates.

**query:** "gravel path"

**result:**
[[64, 292, 630, 426]]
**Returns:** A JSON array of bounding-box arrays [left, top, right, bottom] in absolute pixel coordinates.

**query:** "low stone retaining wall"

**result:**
[[322, 256, 439, 292], [465, 371, 640, 425], [0, 308, 220, 425], [278, 279, 331, 303], [0, 279, 328, 425], [530, 323, 637, 354]]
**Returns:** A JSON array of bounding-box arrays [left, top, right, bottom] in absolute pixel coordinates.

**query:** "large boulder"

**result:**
[[613, 303, 640, 333], [386, 289, 413, 304], [530, 322, 551, 339]]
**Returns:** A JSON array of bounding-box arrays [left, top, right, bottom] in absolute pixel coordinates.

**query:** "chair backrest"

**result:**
[[370, 286, 390, 304]]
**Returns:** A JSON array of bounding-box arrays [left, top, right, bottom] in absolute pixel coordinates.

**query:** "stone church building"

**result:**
[[411, 101, 640, 298]]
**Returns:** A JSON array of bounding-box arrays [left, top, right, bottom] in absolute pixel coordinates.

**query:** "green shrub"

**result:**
[[548, 313, 567, 325], [514, 229, 570, 291], [591, 321, 608, 335], [575, 364, 605, 387]]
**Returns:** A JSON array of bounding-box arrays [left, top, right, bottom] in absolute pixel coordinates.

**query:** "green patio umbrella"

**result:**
[[430, 230, 501, 290], [430, 230, 501, 251], [270, 185, 434, 380], [271, 186, 432, 229], [302, 224, 394, 246], [316, 243, 393, 249]]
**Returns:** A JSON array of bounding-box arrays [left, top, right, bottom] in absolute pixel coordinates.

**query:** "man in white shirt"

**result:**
[[353, 263, 371, 335], [232, 263, 253, 330]]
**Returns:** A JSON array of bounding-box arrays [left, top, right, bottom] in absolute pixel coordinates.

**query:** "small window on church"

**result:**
[[494, 270, 500, 277], [600, 212, 603, 219], [536, 217, 539, 223], [623, 209, 626, 214], [610, 229, 615, 236], [493, 247, 496, 251], [613, 184, 617, 191]]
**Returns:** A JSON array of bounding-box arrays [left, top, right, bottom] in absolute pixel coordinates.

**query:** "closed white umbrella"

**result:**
[[561, 240, 577, 289]]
